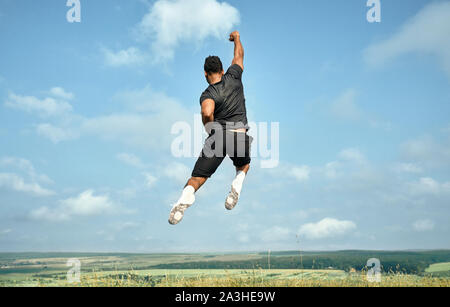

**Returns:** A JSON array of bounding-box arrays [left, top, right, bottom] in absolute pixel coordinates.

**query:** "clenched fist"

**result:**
[[229, 31, 240, 42]]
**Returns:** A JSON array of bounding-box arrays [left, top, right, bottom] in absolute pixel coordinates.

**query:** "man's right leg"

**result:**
[[168, 154, 224, 225], [225, 163, 250, 210], [225, 131, 252, 210], [168, 177, 207, 225], [185, 177, 208, 191]]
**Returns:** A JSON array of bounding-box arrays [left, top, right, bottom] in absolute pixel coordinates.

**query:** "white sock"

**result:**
[[232, 171, 246, 195], [177, 185, 195, 205]]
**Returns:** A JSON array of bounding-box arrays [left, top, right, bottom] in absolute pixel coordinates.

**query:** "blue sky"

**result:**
[[0, 0, 449, 252]]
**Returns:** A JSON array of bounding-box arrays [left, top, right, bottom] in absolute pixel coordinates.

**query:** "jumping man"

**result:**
[[169, 31, 252, 225]]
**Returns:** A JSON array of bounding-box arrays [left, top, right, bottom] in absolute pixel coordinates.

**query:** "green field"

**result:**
[[425, 262, 450, 277], [0, 250, 449, 287]]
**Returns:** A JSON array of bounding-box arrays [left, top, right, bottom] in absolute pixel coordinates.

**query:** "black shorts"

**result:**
[[192, 130, 253, 178]]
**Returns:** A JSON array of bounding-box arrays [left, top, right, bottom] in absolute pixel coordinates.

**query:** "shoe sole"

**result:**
[[168, 203, 191, 225], [225, 186, 239, 210]]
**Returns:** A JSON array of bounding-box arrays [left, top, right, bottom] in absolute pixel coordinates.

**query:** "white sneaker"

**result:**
[[168, 187, 195, 225], [225, 186, 240, 210], [168, 203, 192, 225]]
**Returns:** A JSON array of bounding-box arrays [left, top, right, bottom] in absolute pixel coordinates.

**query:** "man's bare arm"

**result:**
[[229, 31, 244, 71], [201, 98, 215, 128]]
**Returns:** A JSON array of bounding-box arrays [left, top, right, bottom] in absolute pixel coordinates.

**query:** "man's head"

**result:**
[[204, 56, 224, 84]]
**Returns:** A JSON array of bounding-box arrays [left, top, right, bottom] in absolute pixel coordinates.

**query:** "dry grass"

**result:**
[[55, 269, 450, 288]]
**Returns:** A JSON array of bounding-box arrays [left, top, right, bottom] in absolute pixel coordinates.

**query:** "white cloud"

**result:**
[[80, 86, 192, 150], [369, 119, 393, 132], [276, 149, 367, 185], [298, 218, 356, 240], [394, 163, 423, 174], [0, 173, 54, 196], [9, 86, 192, 151], [320, 148, 393, 197], [413, 219, 435, 232], [31, 190, 117, 222], [339, 148, 366, 165], [103, 47, 147, 67], [116, 153, 147, 169], [30, 206, 70, 222], [0, 157, 54, 196], [330, 89, 361, 121], [324, 161, 341, 179], [408, 177, 450, 196], [316, 142, 450, 212], [401, 136, 435, 160], [106, 0, 240, 65], [49, 87, 74, 100], [0, 157, 52, 184], [327, 89, 391, 130], [62, 190, 114, 216], [364, 1, 450, 77], [3, 88, 79, 142], [401, 135, 450, 169], [5, 92, 73, 117], [143, 172, 158, 188], [261, 226, 290, 242], [163, 162, 190, 184], [37, 123, 77, 143], [289, 165, 310, 182], [269, 163, 311, 183], [82, 114, 170, 150], [138, 0, 239, 61]]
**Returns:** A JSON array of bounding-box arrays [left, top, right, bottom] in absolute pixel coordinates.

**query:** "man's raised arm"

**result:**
[[229, 31, 244, 71]]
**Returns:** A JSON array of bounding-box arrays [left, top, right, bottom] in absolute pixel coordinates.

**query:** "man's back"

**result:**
[[200, 64, 248, 130]]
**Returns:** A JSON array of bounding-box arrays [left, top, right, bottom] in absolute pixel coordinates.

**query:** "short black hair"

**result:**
[[204, 56, 223, 74]]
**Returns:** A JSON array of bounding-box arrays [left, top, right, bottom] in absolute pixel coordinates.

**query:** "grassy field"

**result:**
[[425, 262, 450, 277], [1, 251, 449, 287]]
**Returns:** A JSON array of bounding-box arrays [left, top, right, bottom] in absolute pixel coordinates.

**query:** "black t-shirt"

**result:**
[[200, 64, 248, 130]]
